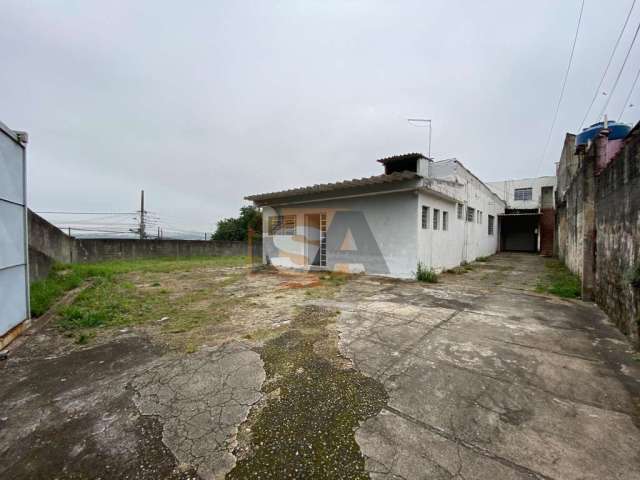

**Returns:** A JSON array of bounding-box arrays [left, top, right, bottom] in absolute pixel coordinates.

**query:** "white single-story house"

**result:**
[[245, 153, 506, 278]]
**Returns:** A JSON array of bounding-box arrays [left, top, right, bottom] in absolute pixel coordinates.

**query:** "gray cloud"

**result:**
[[2, 0, 639, 233]]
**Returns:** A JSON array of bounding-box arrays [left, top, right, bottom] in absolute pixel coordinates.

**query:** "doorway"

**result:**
[[304, 213, 326, 267], [499, 214, 539, 252]]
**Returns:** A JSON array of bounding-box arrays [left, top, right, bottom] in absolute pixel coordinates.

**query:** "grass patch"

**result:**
[[416, 262, 438, 283], [535, 259, 581, 299], [476, 256, 490, 262], [29, 256, 247, 317]]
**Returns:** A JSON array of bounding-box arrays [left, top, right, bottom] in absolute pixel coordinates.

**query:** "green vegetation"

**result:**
[[416, 262, 438, 283], [29, 256, 247, 319], [30, 264, 85, 317], [476, 256, 490, 262], [535, 259, 581, 299], [212, 205, 262, 241], [228, 306, 387, 479]]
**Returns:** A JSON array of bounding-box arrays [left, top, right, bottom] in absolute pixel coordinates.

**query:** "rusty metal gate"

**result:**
[[0, 121, 29, 343]]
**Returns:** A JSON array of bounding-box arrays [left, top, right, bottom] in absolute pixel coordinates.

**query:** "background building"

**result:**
[[487, 176, 556, 255]]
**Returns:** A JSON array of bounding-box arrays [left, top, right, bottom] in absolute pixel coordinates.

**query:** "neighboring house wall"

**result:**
[[594, 130, 640, 345], [487, 176, 557, 209], [262, 191, 419, 278], [556, 124, 640, 346]]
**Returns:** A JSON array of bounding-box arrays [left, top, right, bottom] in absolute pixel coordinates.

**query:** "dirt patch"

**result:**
[[228, 305, 388, 479]]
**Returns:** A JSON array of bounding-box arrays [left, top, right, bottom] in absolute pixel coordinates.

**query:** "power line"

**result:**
[[579, 0, 637, 129], [597, 19, 640, 119], [618, 64, 640, 119], [36, 211, 137, 215], [537, 0, 585, 175]]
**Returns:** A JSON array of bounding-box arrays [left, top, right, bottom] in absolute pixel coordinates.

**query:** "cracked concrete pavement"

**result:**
[[132, 341, 264, 480], [328, 253, 640, 480], [1, 253, 639, 479]]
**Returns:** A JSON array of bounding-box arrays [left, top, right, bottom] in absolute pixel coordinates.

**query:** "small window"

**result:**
[[457, 203, 464, 219], [421, 206, 429, 229], [268, 215, 296, 235], [442, 211, 448, 231], [466, 206, 475, 222], [488, 215, 495, 235], [433, 209, 440, 230], [514, 187, 532, 201], [477, 211, 482, 224]]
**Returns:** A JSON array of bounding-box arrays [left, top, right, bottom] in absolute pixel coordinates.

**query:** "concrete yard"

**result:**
[[1, 253, 639, 479]]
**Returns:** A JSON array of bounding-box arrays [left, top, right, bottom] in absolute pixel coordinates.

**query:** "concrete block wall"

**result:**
[[556, 124, 640, 346], [27, 210, 259, 282], [74, 238, 253, 264], [594, 132, 640, 345]]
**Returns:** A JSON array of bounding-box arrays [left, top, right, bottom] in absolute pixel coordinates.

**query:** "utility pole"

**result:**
[[408, 118, 432, 158], [139, 189, 146, 240]]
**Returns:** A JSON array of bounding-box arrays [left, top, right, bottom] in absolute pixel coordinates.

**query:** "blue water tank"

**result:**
[[576, 121, 631, 146]]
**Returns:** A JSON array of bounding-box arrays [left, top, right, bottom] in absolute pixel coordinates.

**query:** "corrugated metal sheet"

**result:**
[[245, 171, 419, 203]]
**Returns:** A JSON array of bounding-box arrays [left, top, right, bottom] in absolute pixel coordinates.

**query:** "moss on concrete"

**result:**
[[228, 306, 388, 479]]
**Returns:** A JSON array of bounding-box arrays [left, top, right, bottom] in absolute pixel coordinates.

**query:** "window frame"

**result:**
[[442, 211, 448, 231], [268, 215, 296, 236], [488, 215, 495, 235], [433, 208, 440, 230], [514, 187, 533, 201], [466, 206, 475, 223], [457, 203, 464, 219], [421, 206, 430, 229]]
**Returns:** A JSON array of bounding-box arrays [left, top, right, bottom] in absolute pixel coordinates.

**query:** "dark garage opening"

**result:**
[[499, 213, 540, 252]]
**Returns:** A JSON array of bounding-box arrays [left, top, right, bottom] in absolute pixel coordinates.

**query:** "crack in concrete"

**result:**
[[382, 405, 556, 480], [131, 341, 265, 480]]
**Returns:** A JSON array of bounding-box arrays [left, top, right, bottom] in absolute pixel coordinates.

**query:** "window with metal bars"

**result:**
[[514, 188, 532, 201], [442, 211, 448, 231], [433, 209, 440, 230], [268, 215, 296, 235], [457, 203, 463, 219], [421, 206, 429, 229], [466, 206, 475, 222], [488, 215, 495, 235]]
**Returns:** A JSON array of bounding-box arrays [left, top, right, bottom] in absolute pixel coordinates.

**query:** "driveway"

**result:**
[[1, 253, 639, 479], [331, 253, 640, 479]]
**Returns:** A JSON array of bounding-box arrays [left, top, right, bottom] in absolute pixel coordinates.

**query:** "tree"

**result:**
[[211, 206, 261, 241]]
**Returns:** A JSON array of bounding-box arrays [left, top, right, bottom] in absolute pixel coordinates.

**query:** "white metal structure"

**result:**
[[0, 121, 29, 339]]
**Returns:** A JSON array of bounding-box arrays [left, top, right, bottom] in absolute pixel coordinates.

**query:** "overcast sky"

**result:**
[[2, 0, 639, 234]]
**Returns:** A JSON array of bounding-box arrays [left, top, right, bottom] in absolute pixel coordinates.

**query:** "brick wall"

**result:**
[[539, 208, 554, 256]]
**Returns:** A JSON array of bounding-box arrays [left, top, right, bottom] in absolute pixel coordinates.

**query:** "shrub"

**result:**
[[416, 262, 438, 283]]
